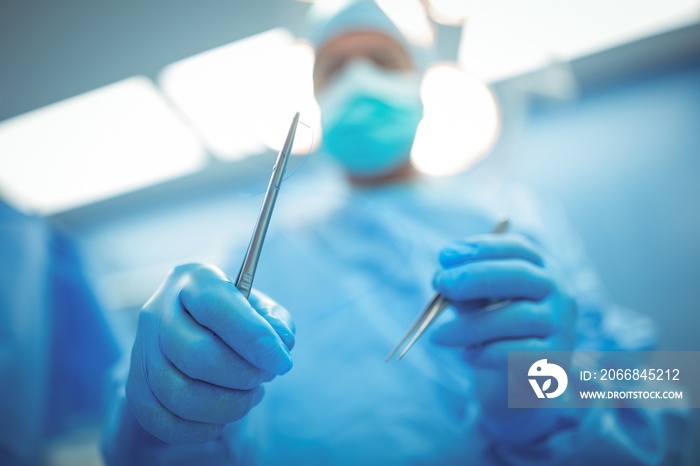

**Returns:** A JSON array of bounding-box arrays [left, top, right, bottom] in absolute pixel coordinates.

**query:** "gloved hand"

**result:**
[[126, 263, 295, 445], [430, 233, 577, 430], [430, 233, 576, 364]]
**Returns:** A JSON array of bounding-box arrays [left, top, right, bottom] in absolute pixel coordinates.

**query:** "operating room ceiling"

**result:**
[[1, 0, 699, 122]]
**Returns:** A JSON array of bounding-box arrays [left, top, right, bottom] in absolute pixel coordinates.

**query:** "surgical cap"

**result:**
[[302, 0, 430, 70]]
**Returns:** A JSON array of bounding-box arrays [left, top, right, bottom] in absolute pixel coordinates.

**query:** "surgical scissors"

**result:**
[[235, 112, 300, 300], [385, 217, 510, 361]]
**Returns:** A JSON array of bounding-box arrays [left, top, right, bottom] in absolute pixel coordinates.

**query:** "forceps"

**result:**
[[235, 112, 300, 299], [385, 217, 510, 361]]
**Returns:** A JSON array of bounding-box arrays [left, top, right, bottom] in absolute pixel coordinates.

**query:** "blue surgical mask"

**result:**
[[316, 60, 423, 177]]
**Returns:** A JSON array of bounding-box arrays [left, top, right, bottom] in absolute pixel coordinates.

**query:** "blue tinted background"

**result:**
[[503, 63, 700, 351]]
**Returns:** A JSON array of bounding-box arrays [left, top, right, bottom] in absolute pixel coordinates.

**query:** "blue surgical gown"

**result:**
[[103, 171, 689, 465], [0, 201, 119, 465]]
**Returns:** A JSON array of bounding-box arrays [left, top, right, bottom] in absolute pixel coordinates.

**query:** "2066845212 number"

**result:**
[[600, 368, 680, 381]]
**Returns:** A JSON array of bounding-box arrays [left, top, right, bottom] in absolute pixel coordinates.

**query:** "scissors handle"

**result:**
[[235, 112, 300, 299]]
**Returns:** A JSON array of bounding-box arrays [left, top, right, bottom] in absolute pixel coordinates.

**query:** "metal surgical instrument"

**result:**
[[385, 217, 510, 361], [235, 112, 300, 299]]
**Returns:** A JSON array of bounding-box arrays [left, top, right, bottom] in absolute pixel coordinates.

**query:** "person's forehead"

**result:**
[[315, 30, 408, 63], [312, 30, 413, 90]]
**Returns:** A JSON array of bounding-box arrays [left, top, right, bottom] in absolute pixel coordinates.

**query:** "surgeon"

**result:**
[[102, 1, 689, 464]]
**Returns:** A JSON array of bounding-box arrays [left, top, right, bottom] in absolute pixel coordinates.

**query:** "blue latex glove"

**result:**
[[126, 263, 295, 445], [431, 233, 577, 365], [430, 233, 578, 443]]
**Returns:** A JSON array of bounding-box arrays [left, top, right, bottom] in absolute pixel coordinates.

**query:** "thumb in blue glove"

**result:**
[[126, 263, 295, 444], [429, 233, 577, 433], [430, 233, 577, 367]]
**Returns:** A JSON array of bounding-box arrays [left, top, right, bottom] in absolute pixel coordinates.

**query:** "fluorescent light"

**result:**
[[257, 42, 321, 155], [159, 29, 320, 160], [412, 65, 500, 176], [426, 0, 469, 26], [458, 0, 700, 82], [0, 77, 205, 214]]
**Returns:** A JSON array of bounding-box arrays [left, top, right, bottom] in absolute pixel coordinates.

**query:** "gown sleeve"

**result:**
[[477, 185, 690, 465]]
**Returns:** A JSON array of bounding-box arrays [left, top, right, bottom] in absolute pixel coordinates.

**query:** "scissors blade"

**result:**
[[395, 294, 449, 360], [235, 112, 300, 299], [385, 217, 510, 361], [385, 293, 444, 362]]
